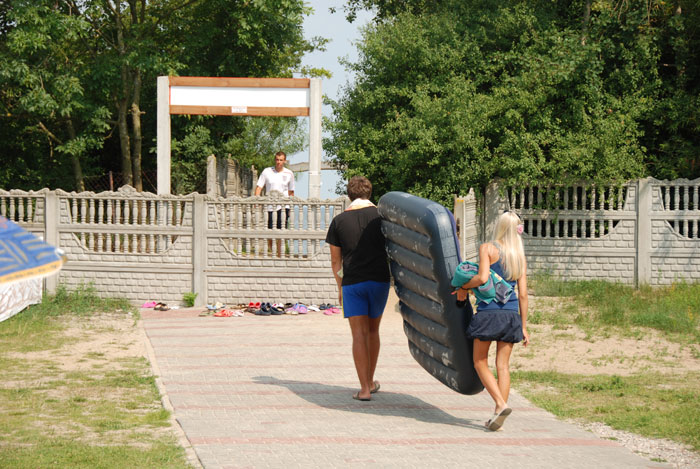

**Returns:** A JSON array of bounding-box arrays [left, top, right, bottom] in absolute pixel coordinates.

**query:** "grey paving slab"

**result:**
[[141, 292, 668, 469]]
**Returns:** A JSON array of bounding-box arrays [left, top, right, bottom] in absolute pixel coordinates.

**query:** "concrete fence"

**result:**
[[5, 176, 698, 307], [454, 177, 700, 286], [1, 186, 347, 307]]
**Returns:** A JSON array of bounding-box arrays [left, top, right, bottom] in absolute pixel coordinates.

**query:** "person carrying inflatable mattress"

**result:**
[[451, 261, 514, 306], [451, 211, 530, 432]]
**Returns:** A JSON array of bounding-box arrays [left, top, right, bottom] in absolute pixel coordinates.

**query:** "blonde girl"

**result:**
[[455, 211, 530, 431]]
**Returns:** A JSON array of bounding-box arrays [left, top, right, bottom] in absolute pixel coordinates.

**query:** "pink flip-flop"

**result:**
[[214, 309, 234, 317], [141, 301, 157, 308]]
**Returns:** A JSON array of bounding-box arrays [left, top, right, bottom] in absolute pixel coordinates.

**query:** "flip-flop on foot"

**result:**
[[352, 392, 371, 401], [488, 407, 512, 431], [370, 381, 381, 394]]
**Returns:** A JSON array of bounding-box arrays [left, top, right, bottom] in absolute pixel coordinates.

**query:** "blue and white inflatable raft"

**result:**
[[378, 192, 483, 395]]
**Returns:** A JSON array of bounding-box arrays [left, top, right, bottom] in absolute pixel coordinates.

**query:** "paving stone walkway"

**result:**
[[140, 292, 666, 468]]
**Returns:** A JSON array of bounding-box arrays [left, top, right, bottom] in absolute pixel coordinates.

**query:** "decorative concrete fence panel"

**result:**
[[466, 177, 700, 286], [1, 186, 347, 307], [647, 178, 700, 285], [203, 194, 345, 306]]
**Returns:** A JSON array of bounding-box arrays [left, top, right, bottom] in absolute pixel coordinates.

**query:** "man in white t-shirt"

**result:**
[[255, 151, 295, 255]]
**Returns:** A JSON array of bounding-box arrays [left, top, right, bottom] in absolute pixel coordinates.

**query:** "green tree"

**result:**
[[0, 1, 110, 190], [328, 0, 700, 205], [169, 116, 307, 194], [1, 0, 325, 192]]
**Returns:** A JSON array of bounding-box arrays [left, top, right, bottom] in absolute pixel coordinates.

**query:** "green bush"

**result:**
[[182, 292, 198, 307]]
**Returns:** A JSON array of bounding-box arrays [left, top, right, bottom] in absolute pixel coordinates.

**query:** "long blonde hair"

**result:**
[[493, 211, 525, 281]]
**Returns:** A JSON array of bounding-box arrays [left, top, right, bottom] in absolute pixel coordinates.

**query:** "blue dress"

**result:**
[[465, 256, 524, 343]]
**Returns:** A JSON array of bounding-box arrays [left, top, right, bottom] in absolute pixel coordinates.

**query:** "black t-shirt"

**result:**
[[325, 206, 390, 286]]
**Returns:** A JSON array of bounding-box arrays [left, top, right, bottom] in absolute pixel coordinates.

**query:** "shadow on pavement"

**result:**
[[253, 375, 486, 431]]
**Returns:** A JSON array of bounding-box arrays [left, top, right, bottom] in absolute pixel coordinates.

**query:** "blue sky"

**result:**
[[288, 1, 373, 198]]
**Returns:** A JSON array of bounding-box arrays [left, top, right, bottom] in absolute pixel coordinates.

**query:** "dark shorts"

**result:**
[[466, 308, 523, 343], [267, 209, 290, 229], [342, 281, 390, 319]]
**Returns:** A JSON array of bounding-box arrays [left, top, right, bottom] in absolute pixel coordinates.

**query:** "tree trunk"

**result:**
[[66, 119, 85, 191], [117, 96, 133, 186], [113, 1, 133, 187], [581, 0, 591, 45], [131, 70, 143, 191]]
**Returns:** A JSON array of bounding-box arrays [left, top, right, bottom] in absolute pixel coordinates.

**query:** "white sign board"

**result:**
[[170, 86, 309, 108]]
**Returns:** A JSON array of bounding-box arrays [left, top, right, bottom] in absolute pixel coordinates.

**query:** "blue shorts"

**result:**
[[342, 281, 390, 319]]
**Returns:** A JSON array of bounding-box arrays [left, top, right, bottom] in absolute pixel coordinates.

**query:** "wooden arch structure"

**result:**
[[157, 76, 322, 198]]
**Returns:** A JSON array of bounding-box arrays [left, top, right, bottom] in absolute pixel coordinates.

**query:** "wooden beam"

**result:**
[[168, 77, 310, 88], [169, 105, 309, 117]]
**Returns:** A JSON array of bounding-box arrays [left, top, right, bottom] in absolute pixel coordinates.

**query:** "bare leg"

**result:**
[[367, 315, 383, 386], [495, 341, 514, 405], [348, 316, 372, 399], [472, 339, 508, 413]]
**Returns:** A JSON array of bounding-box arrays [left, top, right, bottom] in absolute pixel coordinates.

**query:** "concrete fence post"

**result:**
[[636, 177, 653, 287], [45, 191, 59, 294], [192, 194, 207, 306], [206, 155, 217, 197], [453, 190, 479, 261]]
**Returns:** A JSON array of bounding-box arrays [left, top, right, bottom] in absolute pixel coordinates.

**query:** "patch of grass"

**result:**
[[0, 283, 136, 353], [529, 275, 700, 342], [0, 285, 191, 468], [0, 440, 187, 469], [34, 283, 133, 317], [512, 370, 700, 451]]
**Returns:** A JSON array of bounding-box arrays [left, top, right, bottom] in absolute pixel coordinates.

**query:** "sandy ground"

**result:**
[[509, 296, 700, 376]]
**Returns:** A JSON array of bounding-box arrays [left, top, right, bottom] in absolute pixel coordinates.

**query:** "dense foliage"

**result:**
[[0, 0, 326, 193], [327, 0, 700, 205]]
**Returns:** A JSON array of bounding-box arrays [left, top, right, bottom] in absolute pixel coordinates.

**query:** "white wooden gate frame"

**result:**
[[157, 76, 322, 198]]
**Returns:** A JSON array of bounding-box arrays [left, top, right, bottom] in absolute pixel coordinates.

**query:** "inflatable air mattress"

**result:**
[[378, 192, 483, 395]]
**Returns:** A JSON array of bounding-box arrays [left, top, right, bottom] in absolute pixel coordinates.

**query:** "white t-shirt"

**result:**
[[257, 167, 295, 210]]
